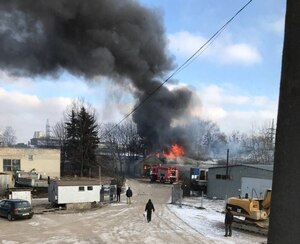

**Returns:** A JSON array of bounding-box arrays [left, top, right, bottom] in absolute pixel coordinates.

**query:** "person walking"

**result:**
[[224, 208, 234, 237], [117, 186, 121, 202], [145, 199, 155, 223], [126, 187, 132, 204], [100, 185, 105, 203]]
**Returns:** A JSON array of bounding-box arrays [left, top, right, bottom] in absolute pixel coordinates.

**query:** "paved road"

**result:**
[[0, 178, 214, 244]]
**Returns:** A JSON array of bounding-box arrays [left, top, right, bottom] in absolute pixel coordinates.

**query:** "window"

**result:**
[[3, 159, 21, 172], [28, 155, 33, 160], [78, 186, 85, 191], [16, 201, 31, 207], [216, 174, 231, 180], [87, 186, 93, 191]]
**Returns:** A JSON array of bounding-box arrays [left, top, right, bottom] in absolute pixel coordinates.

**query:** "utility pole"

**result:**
[[226, 149, 229, 178], [268, 119, 276, 146], [268, 1, 300, 243], [99, 166, 101, 184]]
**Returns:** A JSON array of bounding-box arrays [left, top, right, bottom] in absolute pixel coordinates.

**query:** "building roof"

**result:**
[[208, 164, 273, 172], [246, 164, 273, 171], [51, 180, 101, 186], [8, 187, 33, 192]]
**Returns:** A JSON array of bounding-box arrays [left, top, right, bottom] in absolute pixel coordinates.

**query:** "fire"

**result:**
[[164, 144, 185, 158]]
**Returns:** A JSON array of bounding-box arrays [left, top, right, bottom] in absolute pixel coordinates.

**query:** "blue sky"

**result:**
[[0, 0, 286, 143]]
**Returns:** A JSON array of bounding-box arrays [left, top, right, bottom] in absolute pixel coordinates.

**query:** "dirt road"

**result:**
[[0, 178, 214, 244]]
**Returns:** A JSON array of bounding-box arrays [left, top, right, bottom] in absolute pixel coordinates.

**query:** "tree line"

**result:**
[[0, 100, 275, 177], [55, 100, 275, 177]]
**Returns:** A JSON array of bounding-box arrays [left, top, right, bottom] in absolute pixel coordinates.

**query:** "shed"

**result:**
[[0, 173, 14, 196], [48, 180, 101, 205], [6, 188, 32, 204], [207, 164, 273, 199]]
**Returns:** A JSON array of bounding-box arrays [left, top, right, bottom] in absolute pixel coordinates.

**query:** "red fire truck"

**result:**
[[150, 166, 179, 184], [142, 164, 154, 177]]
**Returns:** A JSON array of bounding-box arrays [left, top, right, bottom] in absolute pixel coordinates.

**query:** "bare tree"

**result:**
[[52, 120, 66, 145], [226, 130, 249, 164], [242, 122, 275, 164], [186, 119, 227, 159], [52, 120, 67, 174], [102, 120, 144, 175], [101, 123, 125, 174], [2, 126, 17, 146]]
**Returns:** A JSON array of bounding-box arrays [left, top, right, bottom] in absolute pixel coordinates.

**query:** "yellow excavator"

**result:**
[[226, 189, 272, 235]]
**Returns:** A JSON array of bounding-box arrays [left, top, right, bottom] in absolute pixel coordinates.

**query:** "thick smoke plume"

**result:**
[[0, 0, 193, 151]]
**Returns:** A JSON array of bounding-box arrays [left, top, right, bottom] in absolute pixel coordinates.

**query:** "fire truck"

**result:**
[[142, 164, 153, 177], [150, 166, 179, 184]]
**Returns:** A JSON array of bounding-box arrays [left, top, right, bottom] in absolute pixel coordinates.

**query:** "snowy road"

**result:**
[[0, 179, 266, 243]]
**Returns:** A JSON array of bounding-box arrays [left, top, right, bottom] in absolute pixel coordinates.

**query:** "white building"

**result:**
[[48, 180, 101, 205]]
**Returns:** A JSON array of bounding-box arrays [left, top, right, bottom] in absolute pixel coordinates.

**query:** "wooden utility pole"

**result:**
[[268, 0, 300, 243]]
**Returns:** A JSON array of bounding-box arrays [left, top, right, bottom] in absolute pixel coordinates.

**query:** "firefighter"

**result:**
[[145, 199, 155, 222]]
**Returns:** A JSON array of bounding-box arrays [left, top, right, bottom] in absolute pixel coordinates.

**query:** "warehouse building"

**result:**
[[207, 164, 273, 199]]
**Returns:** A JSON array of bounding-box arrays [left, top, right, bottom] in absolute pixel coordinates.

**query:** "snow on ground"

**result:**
[[168, 196, 267, 244]]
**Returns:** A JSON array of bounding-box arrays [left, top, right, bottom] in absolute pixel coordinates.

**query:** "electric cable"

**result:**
[[101, 0, 254, 137]]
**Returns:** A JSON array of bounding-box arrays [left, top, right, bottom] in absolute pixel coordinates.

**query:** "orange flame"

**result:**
[[164, 144, 185, 158]]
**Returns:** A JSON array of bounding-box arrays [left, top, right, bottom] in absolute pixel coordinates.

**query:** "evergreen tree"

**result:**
[[65, 104, 99, 176]]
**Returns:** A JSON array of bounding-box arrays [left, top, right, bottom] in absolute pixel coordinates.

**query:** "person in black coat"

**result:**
[[117, 186, 121, 202], [126, 187, 132, 204], [224, 208, 234, 237], [145, 199, 155, 222]]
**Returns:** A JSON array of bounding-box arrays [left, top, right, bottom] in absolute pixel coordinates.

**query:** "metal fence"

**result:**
[[171, 183, 183, 207], [100, 185, 117, 203]]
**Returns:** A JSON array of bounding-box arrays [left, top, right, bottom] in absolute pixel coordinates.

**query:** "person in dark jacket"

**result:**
[[117, 186, 121, 202], [145, 199, 155, 222], [126, 187, 132, 204], [224, 208, 234, 237]]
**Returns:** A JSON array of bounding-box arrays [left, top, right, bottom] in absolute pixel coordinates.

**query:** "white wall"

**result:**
[[10, 191, 32, 203], [48, 182, 101, 204], [241, 177, 272, 198]]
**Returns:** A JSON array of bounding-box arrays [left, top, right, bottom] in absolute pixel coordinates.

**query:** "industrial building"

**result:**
[[207, 164, 273, 199], [0, 147, 60, 178]]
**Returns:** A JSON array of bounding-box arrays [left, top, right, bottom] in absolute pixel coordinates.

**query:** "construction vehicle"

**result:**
[[226, 189, 272, 235], [150, 166, 179, 184]]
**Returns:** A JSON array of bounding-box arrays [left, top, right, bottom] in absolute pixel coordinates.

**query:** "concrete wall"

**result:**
[[207, 165, 273, 199], [0, 147, 60, 178]]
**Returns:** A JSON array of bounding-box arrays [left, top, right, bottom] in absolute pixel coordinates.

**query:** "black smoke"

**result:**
[[0, 0, 194, 151]]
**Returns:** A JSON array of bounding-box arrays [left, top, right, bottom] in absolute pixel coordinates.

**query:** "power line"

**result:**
[[176, 0, 253, 73], [102, 0, 254, 137]]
